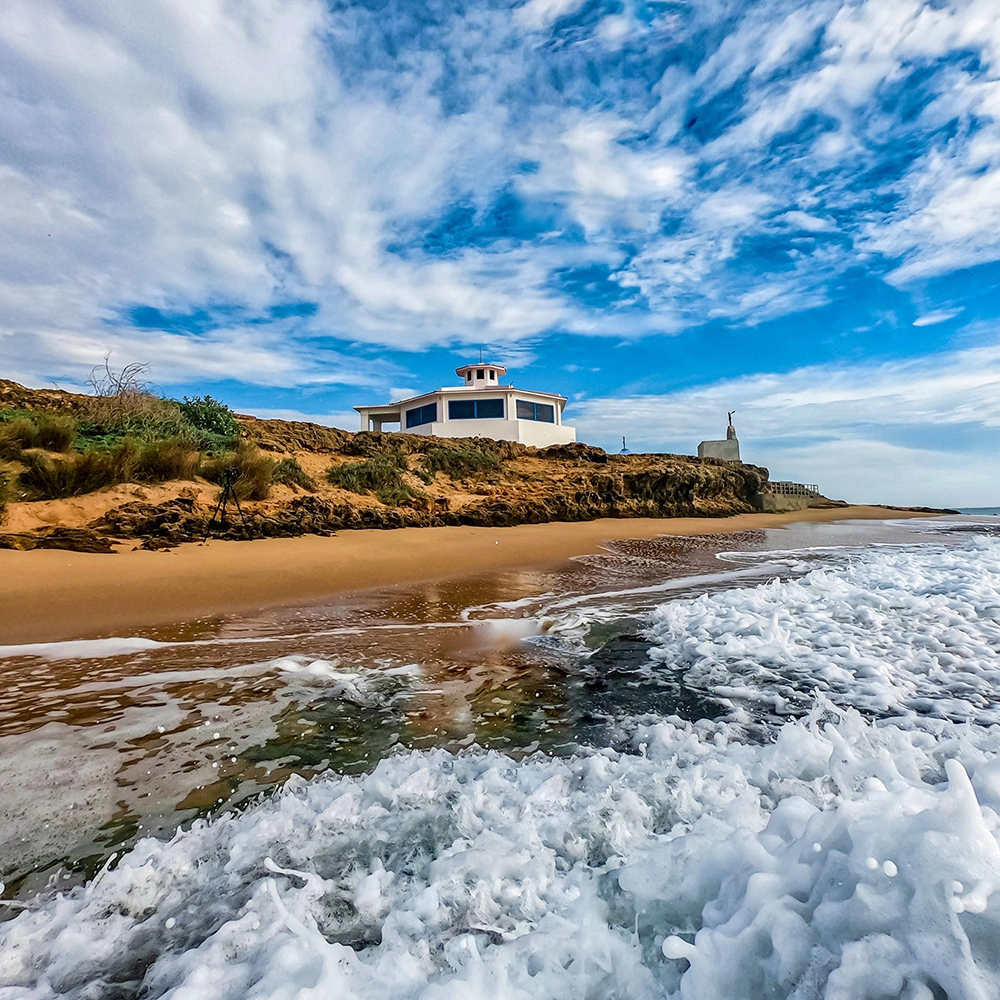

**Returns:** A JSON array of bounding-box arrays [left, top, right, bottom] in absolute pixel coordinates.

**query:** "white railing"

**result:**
[[766, 480, 820, 496]]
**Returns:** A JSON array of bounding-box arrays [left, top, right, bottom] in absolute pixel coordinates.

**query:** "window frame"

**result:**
[[405, 402, 438, 428]]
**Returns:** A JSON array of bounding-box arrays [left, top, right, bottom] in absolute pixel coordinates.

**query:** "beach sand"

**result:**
[[0, 506, 937, 644]]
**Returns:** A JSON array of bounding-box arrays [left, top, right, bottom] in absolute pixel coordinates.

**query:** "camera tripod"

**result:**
[[205, 469, 253, 539]]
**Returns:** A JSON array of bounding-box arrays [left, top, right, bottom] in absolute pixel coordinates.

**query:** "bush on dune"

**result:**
[[0, 413, 79, 460], [419, 444, 501, 480], [134, 440, 201, 483], [177, 395, 242, 453], [326, 453, 421, 506], [18, 437, 201, 499], [0, 418, 38, 459], [272, 456, 316, 492], [201, 443, 274, 501], [20, 443, 140, 498]]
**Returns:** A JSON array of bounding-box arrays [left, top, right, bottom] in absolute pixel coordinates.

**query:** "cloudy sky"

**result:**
[[3, 0, 1000, 506]]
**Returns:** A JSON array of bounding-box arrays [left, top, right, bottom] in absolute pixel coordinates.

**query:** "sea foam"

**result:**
[[645, 537, 1000, 722], [5, 534, 1000, 998], [3, 706, 1000, 999]]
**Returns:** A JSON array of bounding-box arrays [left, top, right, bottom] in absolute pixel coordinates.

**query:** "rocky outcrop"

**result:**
[[80, 455, 767, 550], [2, 376, 779, 551], [0, 526, 117, 553]]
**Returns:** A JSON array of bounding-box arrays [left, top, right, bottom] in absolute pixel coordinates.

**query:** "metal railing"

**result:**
[[765, 480, 820, 496]]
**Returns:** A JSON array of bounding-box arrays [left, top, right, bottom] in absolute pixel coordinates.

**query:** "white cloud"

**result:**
[[913, 307, 963, 327], [3, 0, 1000, 388], [570, 342, 1000, 507], [513, 0, 586, 32]]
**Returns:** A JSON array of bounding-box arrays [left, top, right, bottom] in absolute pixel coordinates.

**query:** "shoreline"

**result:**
[[0, 506, 940, 645]]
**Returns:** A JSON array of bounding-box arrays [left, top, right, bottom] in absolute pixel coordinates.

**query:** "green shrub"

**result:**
[[420, 444, 501, 480], [0, 413, 77, 458], [34, 414, 77, 452], [272, 456, 316, 492], [200, 442, 274, 501], [20, 443, 140, 499], [326, 453, 420, 506], [75, 399, 191, 449], [0, 418, 38, 458], [134, 439, 201, 482], [178, 395, 241, 451]]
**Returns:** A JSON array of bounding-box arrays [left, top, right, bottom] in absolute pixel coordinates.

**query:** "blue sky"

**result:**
[[2, 0, 1000, 505]]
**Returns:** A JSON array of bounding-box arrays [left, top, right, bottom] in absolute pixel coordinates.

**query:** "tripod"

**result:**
[[205, 469, 253, 540]]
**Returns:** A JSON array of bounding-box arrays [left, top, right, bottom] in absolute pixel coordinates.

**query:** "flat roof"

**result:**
[[355, 385, 567, 413]]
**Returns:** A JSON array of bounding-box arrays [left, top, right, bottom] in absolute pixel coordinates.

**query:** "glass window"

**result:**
[[405, 402, 437, 428], [448, 399, 475, 420], [516, 400, 555, 422], [476, 398, 504, 419], [449, 398, 504, 420], [489, 369, 495, 379], [477, 368, 484, 378], [466, 371, 472, 381]]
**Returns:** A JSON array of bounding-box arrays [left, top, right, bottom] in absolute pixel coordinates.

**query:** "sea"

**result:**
[[2, 512, 1000, 998]]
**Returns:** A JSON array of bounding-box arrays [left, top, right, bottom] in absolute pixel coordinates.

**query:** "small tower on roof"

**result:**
[[455, 362, 507, 389]]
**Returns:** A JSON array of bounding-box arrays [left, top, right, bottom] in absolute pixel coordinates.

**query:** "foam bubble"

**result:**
[[645, 537, 1000, 722], [3, 706, 1000, 998]]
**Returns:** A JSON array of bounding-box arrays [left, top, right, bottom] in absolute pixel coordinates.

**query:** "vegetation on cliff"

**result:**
[[0, 376, 773, 552]]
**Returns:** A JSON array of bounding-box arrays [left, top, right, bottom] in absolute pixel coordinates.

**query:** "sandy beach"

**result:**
[[0, 505, 936, 644]]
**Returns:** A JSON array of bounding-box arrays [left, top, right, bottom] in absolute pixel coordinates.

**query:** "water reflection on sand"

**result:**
[[0, 518, 959, 908]]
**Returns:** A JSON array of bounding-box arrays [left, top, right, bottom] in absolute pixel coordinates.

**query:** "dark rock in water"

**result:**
[[569, 633, 724, 746], [0, 527, 116, 553]]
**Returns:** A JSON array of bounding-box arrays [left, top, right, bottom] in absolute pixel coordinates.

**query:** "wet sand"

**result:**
[[0, 506, 936, 644]]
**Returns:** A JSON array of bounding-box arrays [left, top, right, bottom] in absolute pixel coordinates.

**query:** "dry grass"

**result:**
[[326, 453, 421, 506], [200, 442, 274, 501], [0, 464, 9, 524], [0, 414, 77, 459], [419, 444, 501, 481], [18, 437, 200, 499], [19, 445, 138, 498], [134, 439, 201, 483]]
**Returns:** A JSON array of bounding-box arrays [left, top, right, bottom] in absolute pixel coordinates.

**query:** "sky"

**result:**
[[2, 0, 1000, 506]]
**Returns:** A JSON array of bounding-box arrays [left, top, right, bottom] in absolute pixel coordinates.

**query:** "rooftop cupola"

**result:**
[[455, 362, 507, 389]]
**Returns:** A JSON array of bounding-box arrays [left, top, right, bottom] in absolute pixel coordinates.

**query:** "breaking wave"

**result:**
[[4, 532, 1000, 998]]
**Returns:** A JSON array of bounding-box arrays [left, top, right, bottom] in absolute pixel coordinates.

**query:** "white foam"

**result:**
[[646, 537, 1000, 722], [0, 637, 173, 660], [3, 705, 1000, 998]]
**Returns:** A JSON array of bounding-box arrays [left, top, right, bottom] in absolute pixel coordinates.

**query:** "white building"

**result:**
[[354, 362, 576, 447]]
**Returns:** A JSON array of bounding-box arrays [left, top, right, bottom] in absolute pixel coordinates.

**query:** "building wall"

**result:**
[[358, 387, 576, 445], [411, 417, 575, 446], [698, 439, 741, 461]]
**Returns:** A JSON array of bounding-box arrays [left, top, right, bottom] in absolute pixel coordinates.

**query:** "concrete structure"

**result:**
[[698, 414, 741, 462], [354, 361, 576, 447]]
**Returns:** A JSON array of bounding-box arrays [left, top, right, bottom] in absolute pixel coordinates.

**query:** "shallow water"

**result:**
[[2, 515, 1000, 998]]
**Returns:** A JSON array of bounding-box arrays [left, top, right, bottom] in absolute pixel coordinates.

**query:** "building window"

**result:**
[[466, 371, 472, 382], [405, 402, 437, 428], [516, 400, 555, 423], [477, 368, 484, 379], [489, 369, 495, 379], [448, 398, 504, 420]]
